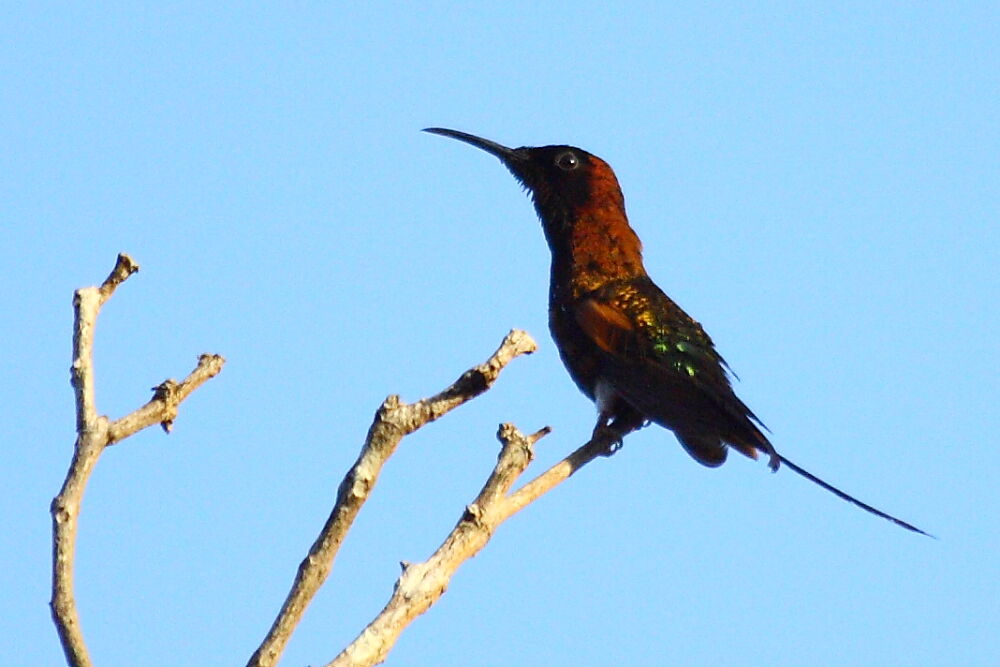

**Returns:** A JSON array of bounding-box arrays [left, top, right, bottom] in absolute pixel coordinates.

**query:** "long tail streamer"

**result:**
[[777, 454, 933, 537]]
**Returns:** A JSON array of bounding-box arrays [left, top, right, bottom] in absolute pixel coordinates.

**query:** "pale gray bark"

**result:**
[[53, 255, 618, 667], [51, 254, 225, 667]]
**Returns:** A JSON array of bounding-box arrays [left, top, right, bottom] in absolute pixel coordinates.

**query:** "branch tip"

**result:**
[[503, 328, 538, 356], [98, 253, 140, 301], [529, 426, 553, 444], [381, 395, 402, 413], [497, 422, 549, 448], [497, 422, 519, 442], [197, 353, 226, 371]]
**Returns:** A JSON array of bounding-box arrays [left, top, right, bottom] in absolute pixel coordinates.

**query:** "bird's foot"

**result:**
[[592, 424, 625, 457]]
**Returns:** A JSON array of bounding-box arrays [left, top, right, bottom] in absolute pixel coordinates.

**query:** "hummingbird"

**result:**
[[425, 127, 928, 536]]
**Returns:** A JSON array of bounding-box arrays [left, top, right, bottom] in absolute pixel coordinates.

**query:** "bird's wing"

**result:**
[[574, 278, 735, 392], [574, 278, 773, 463]]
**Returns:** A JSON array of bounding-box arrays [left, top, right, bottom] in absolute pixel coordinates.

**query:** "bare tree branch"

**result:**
[[327, 424, 618, 667], [51, 257, 603, 667], [50, 254, 225, 667], [499, 432, 616, 519], [69, 253, 139, 433], [248, 330, 538, 667], [107, 355, 226, 443]]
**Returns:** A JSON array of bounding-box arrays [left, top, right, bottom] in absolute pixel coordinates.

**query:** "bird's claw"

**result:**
[[592, 424, 625, 456]]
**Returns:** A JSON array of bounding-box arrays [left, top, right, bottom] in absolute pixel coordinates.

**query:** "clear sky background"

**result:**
[[4, 4, 998, 666]]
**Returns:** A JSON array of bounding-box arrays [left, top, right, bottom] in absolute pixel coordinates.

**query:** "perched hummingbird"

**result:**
[[425, 127, 928, 536]]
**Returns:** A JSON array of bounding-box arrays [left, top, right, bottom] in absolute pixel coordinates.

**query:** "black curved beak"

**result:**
[[423, 127, 528, 166]]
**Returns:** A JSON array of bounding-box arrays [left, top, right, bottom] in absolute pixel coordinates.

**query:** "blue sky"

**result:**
[[4, 4, 998, 666]]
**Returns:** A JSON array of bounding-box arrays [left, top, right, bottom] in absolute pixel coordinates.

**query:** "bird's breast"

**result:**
[[548, 300, 603, 401]]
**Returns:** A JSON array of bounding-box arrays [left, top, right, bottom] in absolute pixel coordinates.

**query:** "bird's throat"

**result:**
[[555, 205, 646, 297]]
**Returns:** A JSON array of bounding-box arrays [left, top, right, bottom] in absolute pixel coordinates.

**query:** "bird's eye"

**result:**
[[555, 151, 580, 171]]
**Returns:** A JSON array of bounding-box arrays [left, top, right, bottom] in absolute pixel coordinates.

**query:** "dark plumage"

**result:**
[[425, 127, 928, 536]]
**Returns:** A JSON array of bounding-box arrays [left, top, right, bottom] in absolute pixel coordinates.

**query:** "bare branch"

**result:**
[[97, 252, 140, 304], [327, 425, 618, 667], [51, 253, 614, 667], [498, 431, 614, 520], [107, 354, 226, 443], [51, 254, 223, 667], [248, 330, 537, 667]]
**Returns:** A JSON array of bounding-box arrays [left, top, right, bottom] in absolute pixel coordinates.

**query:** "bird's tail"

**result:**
[[776, 453, 933, 537]]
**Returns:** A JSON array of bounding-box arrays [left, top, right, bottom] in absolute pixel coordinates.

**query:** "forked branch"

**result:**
[[248, 330, 538, 667], [50, 254, 225, 667], [327, 425, 620, 667], [51, 257, 610, 667]]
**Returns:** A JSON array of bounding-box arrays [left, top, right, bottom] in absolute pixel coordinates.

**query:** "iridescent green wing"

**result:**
[[575, 277, 767, 430], [578, 278, 730, 382]]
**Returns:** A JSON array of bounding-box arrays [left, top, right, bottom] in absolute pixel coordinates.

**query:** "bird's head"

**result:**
[[424, 127, 625, 238]]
